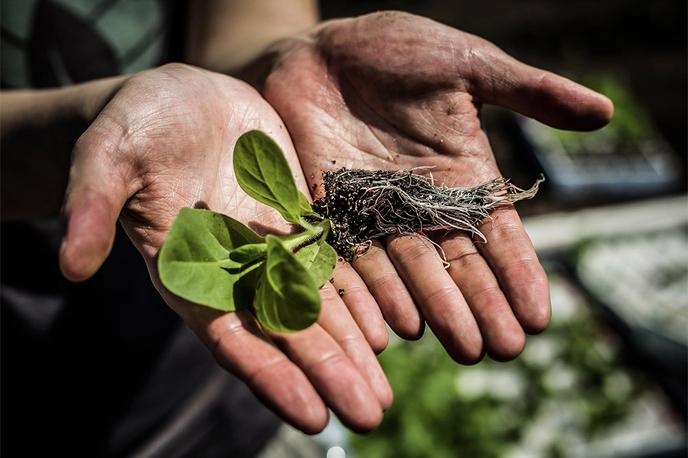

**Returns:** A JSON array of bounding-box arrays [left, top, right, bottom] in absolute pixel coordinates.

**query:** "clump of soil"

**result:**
[[312, 168, 543, 260]]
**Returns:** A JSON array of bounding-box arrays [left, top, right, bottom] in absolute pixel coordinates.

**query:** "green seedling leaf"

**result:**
[[298, 192, 318, 216], [158, 208, 263, 311], [159, 131, 336, 332], [234, 130, 304, 224], [298, 192, 312, 213], [295, 239, 338, 288], [229, 243, 267, 264], [255, 235, 321, 332], [297, 192, 324, 229]]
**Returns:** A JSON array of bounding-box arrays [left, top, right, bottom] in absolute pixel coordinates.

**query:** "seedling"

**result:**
[[158, 130, 337, 333], [158, 130, 541, 333]]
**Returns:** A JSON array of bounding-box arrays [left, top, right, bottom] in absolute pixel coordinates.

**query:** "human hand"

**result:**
[[260, 11, 613, 362], [59, 63, 391, 433]]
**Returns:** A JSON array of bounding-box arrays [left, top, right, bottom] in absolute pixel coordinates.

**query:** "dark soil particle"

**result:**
[[312, 168, 542, 261]]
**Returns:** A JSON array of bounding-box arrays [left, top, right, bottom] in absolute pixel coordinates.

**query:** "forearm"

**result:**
[[185, 0, 319, 76], [1, 76, 126, 220]]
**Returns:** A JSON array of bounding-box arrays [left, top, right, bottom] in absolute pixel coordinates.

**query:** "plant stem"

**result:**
[[281, 219, 329, 252]]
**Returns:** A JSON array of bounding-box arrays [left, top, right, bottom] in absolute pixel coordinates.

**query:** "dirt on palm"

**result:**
[[312, 168, 542, 260]]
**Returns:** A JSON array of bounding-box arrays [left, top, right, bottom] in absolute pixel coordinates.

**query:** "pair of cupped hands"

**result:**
[[60, 12, 613, 433]]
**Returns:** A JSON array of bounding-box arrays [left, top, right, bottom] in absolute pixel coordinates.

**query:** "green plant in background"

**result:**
[[157, 130, 337, 332], [351, 269, 647, 458]]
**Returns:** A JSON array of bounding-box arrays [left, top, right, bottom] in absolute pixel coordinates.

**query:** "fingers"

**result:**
[[351, 241, 425, 340], [317, 283, 393, 409], [59, 126, 135, 281], [330, 261, 388, 353], [203, 309, 329, 434], [385, 234, 484, 364], [440, 232, 526, 361], [465, 36, 614, 131], [268, 321, 384, 433], [176, 289, 386, 434], [477, 206, 551, 334]]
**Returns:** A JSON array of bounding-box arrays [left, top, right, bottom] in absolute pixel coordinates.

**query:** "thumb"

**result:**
[[466, 37, 614, 131], [60, 129, 134, 282]]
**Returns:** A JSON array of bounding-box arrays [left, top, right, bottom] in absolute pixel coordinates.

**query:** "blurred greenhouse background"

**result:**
[[311, 1, 687, 457]]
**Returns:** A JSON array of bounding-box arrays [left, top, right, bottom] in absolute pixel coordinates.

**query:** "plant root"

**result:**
[[312, 168, 543, 261]]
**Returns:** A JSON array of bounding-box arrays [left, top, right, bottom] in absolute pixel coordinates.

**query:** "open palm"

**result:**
[[262, 12, 613, 362], [59, 64, 391, 433]]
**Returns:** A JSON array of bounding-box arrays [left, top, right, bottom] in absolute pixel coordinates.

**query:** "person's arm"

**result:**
[[185, 0, 319, 75], [0, 77, 125, 220]]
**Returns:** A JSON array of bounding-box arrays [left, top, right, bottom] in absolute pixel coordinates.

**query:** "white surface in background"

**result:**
[[326, 446, 347, 458], [523, 195, 688, 252]]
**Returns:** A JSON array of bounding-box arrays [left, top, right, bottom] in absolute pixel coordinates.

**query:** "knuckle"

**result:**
[[368, 271, 401, 291], [244, 357, 289, 386], [389, 237, 437, 265], [336, 333, 366, 353], [336, 282, 367, 297], [447, 247, 480, 266], [421, 285, 460, 306], [489, 222, 522, 244], [464, 283, 502, 305], [308, 351, 349, 375], [210, 324, 246, 371], [501, 257, 542, 278], [320, 284, 342, 302]]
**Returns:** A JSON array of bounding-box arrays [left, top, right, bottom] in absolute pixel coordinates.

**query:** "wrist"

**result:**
[[69, 75, 128, 124], [0, 75, 127, 220], [236, 18, 352, 92]]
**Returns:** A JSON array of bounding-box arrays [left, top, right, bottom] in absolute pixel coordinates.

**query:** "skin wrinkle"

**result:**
[[304, 351, 352, 380], [336, 334, 367, 355], [337, 72, 405, 160], [463, 283, 503, 304], [319, 120, 384, 171], [342, 62, 482, 160], [78, 118, 137, 185], [340, 73, 437, 160], [498, 258, 546, 288], [419, 284, 461, 306], [446, 246, 480, 264], [412, 94, 481, 152], [244, 356, 294, 388], [139, 171, 200, 221], [464, 45, 485, 101], [217, 327, 282, 380], [480, 213, 528, 245]]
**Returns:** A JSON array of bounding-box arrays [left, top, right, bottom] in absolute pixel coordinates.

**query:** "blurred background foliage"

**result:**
[[350, 267, 667, 458]]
